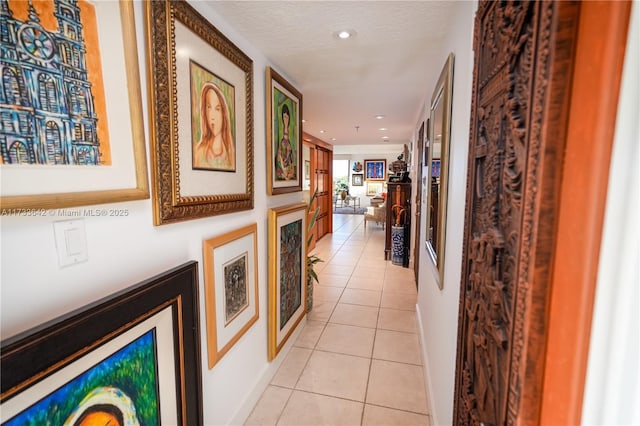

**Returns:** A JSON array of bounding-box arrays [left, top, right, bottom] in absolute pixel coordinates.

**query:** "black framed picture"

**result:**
[[1, 262, 203, 425]]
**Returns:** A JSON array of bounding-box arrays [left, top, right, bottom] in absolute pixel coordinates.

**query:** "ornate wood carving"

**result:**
[[454, 1, 580, 424]]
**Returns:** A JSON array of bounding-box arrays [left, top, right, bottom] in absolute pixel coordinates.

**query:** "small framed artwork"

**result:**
[[0, 0, 148, 210], [352, 161, 363, 172], [432, 159, 441, 178], [0, 262, 203, 425], [364, 159, 387, 181], [352, 174, 364, 186], [367, 182, 384, 196], [146, 1, 254, 225], [203, 224, 259, 369], [267, 67, 303, 195], [304, 160, 310, 180], [268, 202, 307, 360]]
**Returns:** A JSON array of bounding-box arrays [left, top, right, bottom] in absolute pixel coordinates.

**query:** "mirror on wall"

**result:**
[[425, 53, 454, 289]]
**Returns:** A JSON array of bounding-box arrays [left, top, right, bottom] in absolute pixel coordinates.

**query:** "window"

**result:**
[[9, 141, 29, 164], [38, 74, 58, 112], [45, 121, 63, 164], [3, 68, 22, 105]]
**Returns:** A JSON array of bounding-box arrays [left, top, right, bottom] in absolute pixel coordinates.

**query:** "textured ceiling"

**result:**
[[206, 1, 459, 146]]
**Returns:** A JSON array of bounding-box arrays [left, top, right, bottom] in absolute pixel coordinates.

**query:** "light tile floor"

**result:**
[[245, 214, 431, 426]]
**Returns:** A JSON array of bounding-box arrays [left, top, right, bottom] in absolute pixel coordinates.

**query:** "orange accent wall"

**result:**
[[541, 1, 631, 424]]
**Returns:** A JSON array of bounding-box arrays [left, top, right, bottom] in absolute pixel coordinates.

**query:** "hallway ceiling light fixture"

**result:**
[[319, 129, 325, 133], [378, 127, 387, 131], [375, 115, 385, 120], [334, 29, 356, 40]]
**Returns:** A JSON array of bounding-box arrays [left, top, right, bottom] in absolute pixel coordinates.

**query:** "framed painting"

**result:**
[[266, 67, 303, 195], [267, 203, 307, 360], [146, 1, 254, 225], [0, 262, 203, 425], [432, 159, 442, 178], [367, 182, 383, 196], [364, 159, 387, 181], [352, 174, 364, 186], [304, 160, 310, 180], [0, 0, 148, 210], [203, 223, 259, 369]]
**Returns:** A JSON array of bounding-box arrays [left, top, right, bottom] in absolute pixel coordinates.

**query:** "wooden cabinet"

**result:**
[[385, 182, 411, 266]]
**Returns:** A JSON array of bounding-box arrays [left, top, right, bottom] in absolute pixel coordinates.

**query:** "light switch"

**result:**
[[53, 219, 88, 267]]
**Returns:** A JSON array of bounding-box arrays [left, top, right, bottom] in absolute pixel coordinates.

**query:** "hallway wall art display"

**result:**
[[0, 0, 149, 210], [146, 0, 254, 225], [266, 67, 303, 195], [203, 224, 259, 369], [267, 203, 307, 360], [0, 262, 203, 425]]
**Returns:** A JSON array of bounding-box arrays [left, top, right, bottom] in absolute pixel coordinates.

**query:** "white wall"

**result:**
[[414, 2, 476, 425], [0, 2, 303, 425]]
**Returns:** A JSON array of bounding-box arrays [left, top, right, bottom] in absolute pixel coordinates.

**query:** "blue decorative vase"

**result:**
[[391, 225, 404, 265]]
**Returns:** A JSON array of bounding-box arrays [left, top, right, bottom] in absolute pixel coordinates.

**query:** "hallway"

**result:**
[[246, 214, 430, 425]]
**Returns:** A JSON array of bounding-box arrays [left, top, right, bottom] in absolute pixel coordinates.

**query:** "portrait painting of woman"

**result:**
[[190, 61, 236, 172], [267, 66, 302, 194], [275, 104, 296, 181]]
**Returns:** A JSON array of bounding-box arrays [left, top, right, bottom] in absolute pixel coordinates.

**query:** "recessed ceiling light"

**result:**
[[302, 119, 306, 123], [320, 130, 325, 133], [382, 136, 389, 140], [331, 138, 336, 141], [378, 127, 387, 131], [334, 29, 356, 40], [375, 115, 385, 120]]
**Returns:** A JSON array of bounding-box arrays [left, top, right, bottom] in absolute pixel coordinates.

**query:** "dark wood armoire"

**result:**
[[453, 1, 581, 424]]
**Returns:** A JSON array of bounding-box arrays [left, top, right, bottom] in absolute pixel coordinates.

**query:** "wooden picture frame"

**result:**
[[0, 0, 148, 210], [364, 159, 387, 181], [203, 224, 259, 369], [367, 182, 383, 196], [267, 203, 307, 360], [266, 67, 303, 195], [352, 174, 364, 186], [146, 1, 254, 225], [0, 262, 203, 425]]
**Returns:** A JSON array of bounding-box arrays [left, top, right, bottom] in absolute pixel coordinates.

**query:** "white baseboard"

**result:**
[[416, 304, 440, 426]]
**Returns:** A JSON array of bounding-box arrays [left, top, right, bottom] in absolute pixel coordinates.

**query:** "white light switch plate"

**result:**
[[53, 219, 88, 267]]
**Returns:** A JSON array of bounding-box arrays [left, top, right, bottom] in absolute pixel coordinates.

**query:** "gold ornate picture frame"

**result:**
[[267, 202, 307, 360], [266, 67, 303, 195], [0, 0, 148, 210], [146, 1, 254, 225], [203, 224, 259, 369]]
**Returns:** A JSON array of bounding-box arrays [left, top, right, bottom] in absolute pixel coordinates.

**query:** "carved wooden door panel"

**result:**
[[453, 1, 580, 424]]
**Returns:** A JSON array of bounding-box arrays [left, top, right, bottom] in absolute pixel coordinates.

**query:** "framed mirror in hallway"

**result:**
[[425, 53, 454, 289]]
